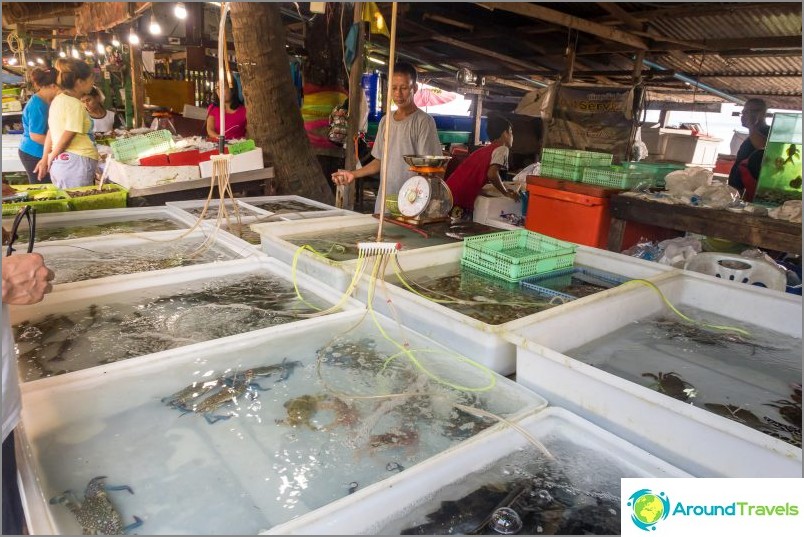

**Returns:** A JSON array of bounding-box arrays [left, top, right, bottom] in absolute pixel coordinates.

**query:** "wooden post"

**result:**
[[564, 34, 576, 83], [626, 50, 645, 161], [186, 1, 203, 45], [339, 3, 365, 210], [129, 40, 145, 128]]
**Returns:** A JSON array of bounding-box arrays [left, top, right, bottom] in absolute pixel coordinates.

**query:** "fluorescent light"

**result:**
[[97, 41, 105, 55], [111, 35, 121, 47], [174, 2, 187, 19], [71, 47, 80, 59], [84, 50, 94, 57], [129, 30, 140, 45], [368, 56, 386, 65], [149, 16, 162, 35], [8, 57, 18, 65]]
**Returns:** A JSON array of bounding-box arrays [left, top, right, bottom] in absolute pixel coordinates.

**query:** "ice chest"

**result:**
[[525, 176, 680, 250]]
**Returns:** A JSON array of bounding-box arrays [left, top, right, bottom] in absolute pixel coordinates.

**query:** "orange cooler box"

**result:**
[[525, 176, 679, 250]]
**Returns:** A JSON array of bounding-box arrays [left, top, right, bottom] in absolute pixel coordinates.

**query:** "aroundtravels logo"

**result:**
[[627, 489, 671, 531]]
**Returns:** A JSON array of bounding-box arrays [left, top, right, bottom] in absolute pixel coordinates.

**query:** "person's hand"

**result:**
[[505, 190, 521, 202], [1, 253, 55, 306], [35, 154, 55, 181], [331, 170, 356, 186]]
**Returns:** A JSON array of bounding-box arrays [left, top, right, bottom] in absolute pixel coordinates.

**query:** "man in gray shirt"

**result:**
[[331, 62, 443, 214]]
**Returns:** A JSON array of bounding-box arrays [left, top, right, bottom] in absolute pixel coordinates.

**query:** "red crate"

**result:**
[[198, 150, 220, 162], [167, 149, 201, 166], [138, 154, 169, 166]]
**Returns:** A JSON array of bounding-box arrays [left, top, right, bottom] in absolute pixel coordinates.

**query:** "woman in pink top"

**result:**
[[206, 85, 247, 139]]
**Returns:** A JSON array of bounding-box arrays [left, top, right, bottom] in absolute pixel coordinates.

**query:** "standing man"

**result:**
[[729, 98, 770, 201], [331, 62, 442, 213]]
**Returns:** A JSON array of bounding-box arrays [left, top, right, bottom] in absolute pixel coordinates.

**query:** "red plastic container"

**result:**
[[138, 154, 169, 166], [525, 176, 680, 250], [198, 150, 219, 162], [167, 149, 201, 166]]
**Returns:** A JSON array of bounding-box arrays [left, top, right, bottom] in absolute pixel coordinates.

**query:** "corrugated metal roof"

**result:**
[[647, 4, 801, 41]]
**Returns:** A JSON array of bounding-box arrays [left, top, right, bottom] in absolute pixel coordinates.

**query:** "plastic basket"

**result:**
[[460, 229, 577, 282], [580, 165, 651, 189], [227, 139, 256, 155], [624, 162, 686, 187], [519, 266, 628, 300], [64, 184, 128, 211], [2, 190, 69, 216], [540, 148, 613, 181], [2, 87, 22, 96], [110, 130, 175, 164]]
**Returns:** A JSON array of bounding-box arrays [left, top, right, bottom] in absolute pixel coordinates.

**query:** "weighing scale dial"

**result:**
[[398, 175, 432, 217]]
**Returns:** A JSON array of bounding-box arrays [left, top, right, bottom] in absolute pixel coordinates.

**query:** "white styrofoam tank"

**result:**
[[265, 407, 691, 535], [472, 194, 521, 226], [10, 257, 361, 383], [354, 244, 674, 375], [15, 309, 547, 535], [505, 270, 802, 477], [1, 206, 200, 239], [36, 229, 262, 288], [251, 215, 461, 292], [237, 195, 342, 216], [166, 198, 271, 219]]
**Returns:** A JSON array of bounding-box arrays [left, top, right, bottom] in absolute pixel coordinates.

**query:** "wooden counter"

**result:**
[[127, 167, 275, 205], [608, 193, 802, 254]]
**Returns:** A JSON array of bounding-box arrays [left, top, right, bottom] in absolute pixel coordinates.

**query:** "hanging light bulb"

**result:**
[[8, 57, 18, 65], [84, 50, 94, 57], [27, 60, 35, 67], [97, 40, 105, 55], [174, 2, 187, 19], [58, 50, 67, 58], [71, 47, 80, 59], [111, 35, 121, 48], [149, 15, 162, 35], [129, 28, 140, 45], [35, 57, 44, 65]]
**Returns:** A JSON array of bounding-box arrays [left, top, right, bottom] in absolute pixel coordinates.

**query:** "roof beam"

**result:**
[[430, 34, 546, 72], [477, 2, 648, 50]]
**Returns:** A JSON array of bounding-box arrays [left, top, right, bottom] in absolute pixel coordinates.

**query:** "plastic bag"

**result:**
[[768, 200, 802, 223], [621, 239, 661, 261], [693, 184, 740, 209], [664, 167, 713, 198], [657, 236, 702, 267]]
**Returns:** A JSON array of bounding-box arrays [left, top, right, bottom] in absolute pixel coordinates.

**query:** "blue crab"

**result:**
[[190, 370, 270, 424], [49, 476, 142, 535]]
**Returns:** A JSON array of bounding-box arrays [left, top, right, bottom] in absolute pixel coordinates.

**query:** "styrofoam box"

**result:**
[[251, 214, 460, 292], [106, 158, 201, 190], [198, 148, 264, 178], [1, 206, 199, 237], [505, 270, 802, 477], [265, 407, 691, 535], [35, 228, 261, 289], [227, 195, 341, 215], [15, 309, 547, 535], [664, 134, 721, 166], [472, 194, 520, 226], [354, 245, 675, 375]]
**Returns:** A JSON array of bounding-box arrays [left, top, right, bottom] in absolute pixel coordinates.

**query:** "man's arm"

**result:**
[[331, 158, 381, 185], [2, 252, 55, 305], [487, 164, 520, 200]]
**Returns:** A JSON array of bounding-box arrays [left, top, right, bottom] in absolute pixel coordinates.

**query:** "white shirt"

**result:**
[[2, 304, 21, 442], [91, 110, 116, 133]]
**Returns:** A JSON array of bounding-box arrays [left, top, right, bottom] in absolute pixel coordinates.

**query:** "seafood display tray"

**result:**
[[166, 198, 270, 219], [35, 228, 261, 288], [15, 310, 547, 535], [266, 407, 690, 535], [238, 195, 343, 217], [251, 214, 459, 292], [10, 257, 362, 381], [355, 245, 672, 375], [505, 271, 803, 477]]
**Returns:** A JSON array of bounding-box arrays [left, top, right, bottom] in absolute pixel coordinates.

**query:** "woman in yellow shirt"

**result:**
[[36, 58, 99, 187]]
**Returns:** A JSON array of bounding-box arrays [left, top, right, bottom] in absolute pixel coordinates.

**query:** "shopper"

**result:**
[[446, 115, 520, 214], [35, 58, 99, 188], [206, 84, 247, 140], [81, 86, 118, 134], [18, 67, 59, 183], [330, 62, 442, 214], [729, 98, 769, 201], [2, 251, 55, 535]]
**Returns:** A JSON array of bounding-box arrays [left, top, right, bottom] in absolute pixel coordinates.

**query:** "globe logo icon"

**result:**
[[627, 489, 670, 531]]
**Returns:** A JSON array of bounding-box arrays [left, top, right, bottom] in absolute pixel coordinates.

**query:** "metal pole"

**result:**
[[218, 2, 230, 154]]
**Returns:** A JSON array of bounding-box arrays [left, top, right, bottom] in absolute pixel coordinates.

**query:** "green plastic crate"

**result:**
[[624, 162, 685, 187], [580, 165, 651, 189], [460, 229, 577, 283], [227, 139, 256, 155], [110, 130, 175, 163], [540, 148, 613, 181], [2, 189, 69, 216], [64, 184, 128, 211], [9, 183, 57, 191]]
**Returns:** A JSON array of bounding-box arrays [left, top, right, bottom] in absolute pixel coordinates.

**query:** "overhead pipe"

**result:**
[[641, 58, 746, 105]]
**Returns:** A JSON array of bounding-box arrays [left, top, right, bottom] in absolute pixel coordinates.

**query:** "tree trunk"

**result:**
[[230, 2, 333, 203], [302, 3, 349, 88]]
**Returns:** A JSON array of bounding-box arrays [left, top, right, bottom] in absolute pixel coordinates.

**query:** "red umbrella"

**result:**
[[414, 87, 459, 108]]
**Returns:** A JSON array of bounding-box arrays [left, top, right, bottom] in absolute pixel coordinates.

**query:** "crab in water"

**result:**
[[276, 394, 358, 431], [641, 371, 697, 402], [49, 476, 142, 535], [764, 383, 802, 433]]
